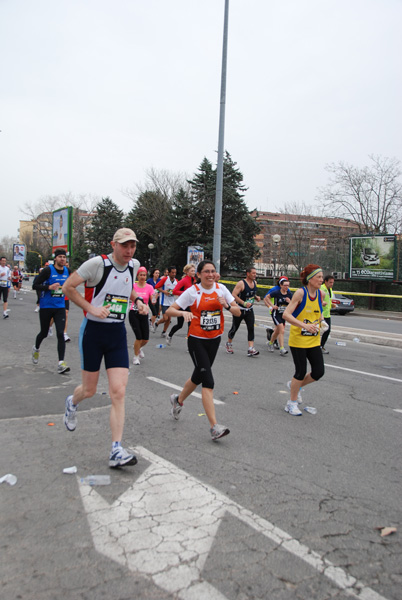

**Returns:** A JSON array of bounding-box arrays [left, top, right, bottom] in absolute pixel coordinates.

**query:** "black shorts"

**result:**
[[79, 319, 129, 372], [129, 310, 150, 341], [272, 310, 286, 326], [0, 287, 9, 302], [65, 300, 70, 311]]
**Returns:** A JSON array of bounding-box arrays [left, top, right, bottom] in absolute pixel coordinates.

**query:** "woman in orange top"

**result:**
[[166, 260, 240, 441]]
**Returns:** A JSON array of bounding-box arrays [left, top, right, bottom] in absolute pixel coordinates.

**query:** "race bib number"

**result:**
[[0, 280, 7, 288], [200, 310, 221, 331], [278, 305, 286, 313], [301, 319, 319, 336], [104, 294, 128, 320], [51, 288, 64, 297]]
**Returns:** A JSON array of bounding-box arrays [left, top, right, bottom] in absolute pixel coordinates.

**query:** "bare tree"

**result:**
[[122, 168, 190, 205], [19, 193, 99, 257], [318, 155, 402, 234]]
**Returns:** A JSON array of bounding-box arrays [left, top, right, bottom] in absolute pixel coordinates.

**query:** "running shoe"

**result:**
[[64, 333, 71, 342], [266, 327, 273, 342], [109, 446, 138, 468], [34, 306, 40, 313], [58, 361, 70, 374], [161, 331, 166, 338], [32, 346, 40, 364], [267, 342, 274, 352], [274, 340, 280, 350], [3, 313, 9, 319], [170, 393, 182, 420], [285, 401, 302, 416], [166, 334, 172, 346], [321, 347, 329, 354], [133, 355, 140, 365], [279, 348, 288, 356], [225, 341, 234, 354], [139, 349, 145, 358], [48, 326, 53, 337], [210, 424, 230, 441], [247, 347, 260, 357], [286, 380, 303, 403], [150, 323, 155, 333], [63, 395, 77, 431]]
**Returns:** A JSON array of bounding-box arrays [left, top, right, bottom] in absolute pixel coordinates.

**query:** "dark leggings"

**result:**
[[188, 336, 220, 389], [149, 298, 160, 317], [170, 308, 191, 338], [290, 345, 325, 381], [35, 307, 66, 360], [228, 309, 255, 342], [321, 317, 331, 347]]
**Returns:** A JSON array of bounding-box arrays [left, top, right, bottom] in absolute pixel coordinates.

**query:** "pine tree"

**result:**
[[87, 197, 124, 255], [177, 152, 260, 272]]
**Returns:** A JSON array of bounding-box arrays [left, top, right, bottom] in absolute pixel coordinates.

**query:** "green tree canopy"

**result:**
[[87, 197, 124, 255], [167, 153, 260, 273]]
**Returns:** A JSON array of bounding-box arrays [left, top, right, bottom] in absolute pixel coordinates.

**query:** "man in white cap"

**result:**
[[62, 228, 147, 468]]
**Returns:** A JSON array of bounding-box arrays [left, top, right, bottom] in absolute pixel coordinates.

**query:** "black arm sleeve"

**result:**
[[32, 267, 51, 291]]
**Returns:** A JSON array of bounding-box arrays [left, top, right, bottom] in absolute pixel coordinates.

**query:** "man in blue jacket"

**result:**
[[32, 248, 70, 373]]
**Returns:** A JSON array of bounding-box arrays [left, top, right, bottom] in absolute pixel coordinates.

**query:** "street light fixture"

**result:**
[[148, 243, 155, 267], [272, 234, 281, 281]]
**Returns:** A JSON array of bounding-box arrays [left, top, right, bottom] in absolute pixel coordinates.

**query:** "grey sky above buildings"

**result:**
[[1, 0, 402, 240]]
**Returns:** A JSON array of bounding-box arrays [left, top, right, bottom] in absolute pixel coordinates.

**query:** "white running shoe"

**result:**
[[139, 349, 145, 358], [133, 355, 140, 365], [166, 334, 172, 346], [285, 401, 302, 416], [210, 424, 230, 440], [64, 333, 71, 342], [48, 326, 53, 337], [279, 348, 288, 356], [34, 306, 40, 313]]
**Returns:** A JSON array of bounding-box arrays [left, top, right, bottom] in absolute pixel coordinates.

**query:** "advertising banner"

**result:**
[[13, 243, 26, 262], [349, 235, 396, 281], [52, 207, 73, 255], [187, 246, 204, 269]]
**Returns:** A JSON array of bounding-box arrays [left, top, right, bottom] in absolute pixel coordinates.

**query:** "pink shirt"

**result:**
[[130, 282, 155, 310]]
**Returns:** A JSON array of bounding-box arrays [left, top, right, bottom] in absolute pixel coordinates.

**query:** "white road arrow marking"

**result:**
[[79, 446, 389, 600]]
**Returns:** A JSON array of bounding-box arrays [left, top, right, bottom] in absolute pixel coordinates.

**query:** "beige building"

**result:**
[[252, 211, 360, 277]]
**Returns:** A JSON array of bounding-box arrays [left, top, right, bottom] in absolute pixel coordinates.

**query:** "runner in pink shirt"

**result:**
[[129, 267, 156, 364]]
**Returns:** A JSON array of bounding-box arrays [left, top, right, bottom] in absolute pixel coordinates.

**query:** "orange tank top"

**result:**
[[188, 283, 224, 339]]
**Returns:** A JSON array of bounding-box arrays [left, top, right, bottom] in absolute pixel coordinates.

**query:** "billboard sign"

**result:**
[[52, 207, 73, 255], [187, 246, 204, 269], [13, 243, 26, 261], [349, 235, 396, 281]]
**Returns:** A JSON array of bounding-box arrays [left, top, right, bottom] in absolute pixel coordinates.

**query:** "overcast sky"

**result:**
[[1, 0, 402, 240]]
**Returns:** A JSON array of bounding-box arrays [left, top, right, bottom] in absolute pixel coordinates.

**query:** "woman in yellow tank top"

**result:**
[[283, 265, 325, 416]]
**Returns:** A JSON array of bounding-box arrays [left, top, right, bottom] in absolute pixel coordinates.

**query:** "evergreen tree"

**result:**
[[87, 197, 124, 255], [176, 152, 260, 272], [124, 190, 172, 268]]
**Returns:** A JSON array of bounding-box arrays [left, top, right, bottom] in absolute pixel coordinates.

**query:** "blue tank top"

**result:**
[[40, 265, 69, 309]]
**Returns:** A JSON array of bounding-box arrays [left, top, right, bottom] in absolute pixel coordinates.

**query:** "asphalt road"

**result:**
[[1, 288, 401, 600]]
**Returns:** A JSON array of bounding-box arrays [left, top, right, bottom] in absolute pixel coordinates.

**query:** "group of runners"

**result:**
[[2, 227, 332, 468], [0, 257, 26, 319]]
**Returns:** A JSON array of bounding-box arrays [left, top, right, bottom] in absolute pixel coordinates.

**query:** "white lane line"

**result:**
[[80, 445, 390, 600], [393, 409, 402, 414], [325, 364, 402, 383], [147, 376, 225, 405]]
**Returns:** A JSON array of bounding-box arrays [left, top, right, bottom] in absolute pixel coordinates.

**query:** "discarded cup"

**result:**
[[304, 406, 317, 415], [335, 341, 346, 346], [63, 466, 78, 474], [80, 475, 111, 486], [353, 337, 360, 343], [0, 474, 17, 486], [155, 344, 167, 349]]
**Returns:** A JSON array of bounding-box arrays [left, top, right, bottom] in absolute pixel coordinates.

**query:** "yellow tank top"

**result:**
[[288, 287, 323, 348]]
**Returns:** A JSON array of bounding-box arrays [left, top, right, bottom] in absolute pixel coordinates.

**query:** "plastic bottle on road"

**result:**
[[304, 406, 317, 415], [155, 344, 167, 349], [80, 475, 111, 486], [335, 341, 346, 346]]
